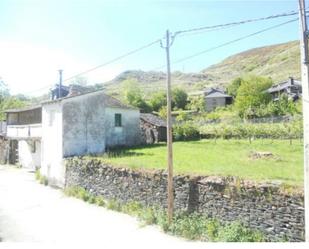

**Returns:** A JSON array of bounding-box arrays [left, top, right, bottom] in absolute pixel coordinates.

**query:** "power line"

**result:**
[[23, 10, 303, 95], [62, 39, 161, 83], [23, 38, 161, 95], [154, 18, 298, 70], [174, 9, 301, 36]]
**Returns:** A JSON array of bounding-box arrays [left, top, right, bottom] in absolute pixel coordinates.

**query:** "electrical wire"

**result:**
[[154, 18, 298, 71], [23, 38, 161, 95], [174, 10, 300, 36]]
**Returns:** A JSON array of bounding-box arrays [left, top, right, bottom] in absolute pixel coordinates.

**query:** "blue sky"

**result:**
[[0, 0, 302, 95]]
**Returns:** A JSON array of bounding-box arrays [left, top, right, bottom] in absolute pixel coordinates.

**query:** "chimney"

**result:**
[[288, 77, 294, 85]]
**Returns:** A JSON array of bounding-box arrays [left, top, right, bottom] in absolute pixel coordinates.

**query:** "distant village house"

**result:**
[[190, 88, 233, 112], [267, 77, 302, 101]]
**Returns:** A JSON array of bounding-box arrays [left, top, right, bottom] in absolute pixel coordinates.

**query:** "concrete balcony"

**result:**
[[6, 124, 42, 139]]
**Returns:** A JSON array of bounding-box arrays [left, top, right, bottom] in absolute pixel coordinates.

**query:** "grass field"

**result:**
[[98, 139, 303, 186]]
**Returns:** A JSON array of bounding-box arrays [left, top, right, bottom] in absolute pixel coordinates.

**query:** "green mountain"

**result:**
[[203, 40, 300, 86], [103, 40, 300, 97]]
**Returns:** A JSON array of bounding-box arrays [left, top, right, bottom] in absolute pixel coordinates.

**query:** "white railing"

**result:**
[[6, 124, 42, 139]]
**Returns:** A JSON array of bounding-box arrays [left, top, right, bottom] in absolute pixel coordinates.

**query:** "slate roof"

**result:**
[[189, 88, 231, 98], [140, 113, 167, 127], [205, 91, 232, 98], [267, 78, 301, 94]]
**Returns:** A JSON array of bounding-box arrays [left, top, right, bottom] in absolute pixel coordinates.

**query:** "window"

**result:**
[[115, 113, 122, 127]]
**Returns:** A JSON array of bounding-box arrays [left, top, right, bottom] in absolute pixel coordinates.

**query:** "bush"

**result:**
[[173, 122, 200, 141], [216, 222, 265, 242], [199, 120, 303, 141]]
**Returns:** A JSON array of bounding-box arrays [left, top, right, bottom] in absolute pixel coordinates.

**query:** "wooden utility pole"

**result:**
[[58, 69, 63, 98], [298, 0, 309, 242], [162, 29, 174, 224]]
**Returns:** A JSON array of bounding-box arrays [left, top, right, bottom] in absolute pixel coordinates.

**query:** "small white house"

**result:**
[[5, 90, 141, 187], [40, 90, 141, 187]]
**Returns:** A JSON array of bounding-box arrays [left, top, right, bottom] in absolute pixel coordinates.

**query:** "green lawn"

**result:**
[[98, 139, 304, 186]]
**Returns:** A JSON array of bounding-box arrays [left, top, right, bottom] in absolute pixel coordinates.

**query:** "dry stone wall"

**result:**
[[65, 158, 305, 242]]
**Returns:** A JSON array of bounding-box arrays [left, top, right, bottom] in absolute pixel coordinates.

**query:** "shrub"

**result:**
[[216, 222, 266, 242], [106, 199, 121, 211], [95, 196, 105, 207], [173, 122, 200, 141]]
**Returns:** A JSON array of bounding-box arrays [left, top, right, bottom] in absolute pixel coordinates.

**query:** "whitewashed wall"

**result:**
[[17, 140, 41, 170], [41, 102, 64, 187], [105, 107, 141, 148], [62, 92, 106, 157]]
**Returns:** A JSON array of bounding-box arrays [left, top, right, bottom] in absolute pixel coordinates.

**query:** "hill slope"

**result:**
[[104, 40, 300, 97], [203, 40, 300, 85]]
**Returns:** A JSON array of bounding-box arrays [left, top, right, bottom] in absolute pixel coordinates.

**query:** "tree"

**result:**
[[0, 97, 28, 120], [0, 77, 10, 102], [149, 91, 167, 112], [227, 77, 243, 97], [235, 75, 273, 118], [267, 94, 298, 116], [187, 95, 206, 112], [70, 76, 88, 86], [172, 88, 188, 110], [121, 79, 152, 112]]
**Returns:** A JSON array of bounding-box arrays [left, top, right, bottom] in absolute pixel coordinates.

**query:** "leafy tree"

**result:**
[[0, 96, 28, 120], [267, 94, 298, 116], [158, 106, 167, 119], [0, 77, 10, 102], [235, 75, 273, 118], [149, 91, 167, 112], [121, 79, 152, 112], [187, 95, 206, 112], [70, 76, 88, 86], [227, 77, 243, 97], [172, 88, 188, 110]]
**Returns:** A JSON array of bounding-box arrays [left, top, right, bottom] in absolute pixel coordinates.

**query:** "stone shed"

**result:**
[[140, 113, 167, 144]]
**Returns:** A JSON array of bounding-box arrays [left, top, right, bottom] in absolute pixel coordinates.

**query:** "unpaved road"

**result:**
[[0, 165, 205, 247]]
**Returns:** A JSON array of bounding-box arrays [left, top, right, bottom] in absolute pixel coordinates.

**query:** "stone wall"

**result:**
[[65, 158, 305, 242]]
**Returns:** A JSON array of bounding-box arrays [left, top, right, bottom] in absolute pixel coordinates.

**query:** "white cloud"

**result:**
[[0, 41, 123, 96]]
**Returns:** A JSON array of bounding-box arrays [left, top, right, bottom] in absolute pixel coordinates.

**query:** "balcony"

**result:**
[[6, 124, 42, 139]]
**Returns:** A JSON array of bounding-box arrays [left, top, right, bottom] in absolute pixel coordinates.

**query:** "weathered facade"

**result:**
[[140, 113, 167, 144], [41, 90, 141, 187], [5, 106, 42, 170]]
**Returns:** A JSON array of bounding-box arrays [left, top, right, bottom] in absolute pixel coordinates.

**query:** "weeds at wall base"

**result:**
[[35, 169, 48, 186], [63, 186, 267, 242]]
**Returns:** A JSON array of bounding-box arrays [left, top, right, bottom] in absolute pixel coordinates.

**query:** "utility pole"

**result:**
[[298, 0, 309, 242], [58, 69, 63, 99], [161, 30, 174, 224]]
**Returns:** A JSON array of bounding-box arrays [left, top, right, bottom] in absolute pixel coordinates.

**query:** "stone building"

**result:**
[[140, 113, 166, 144], [189, 88, 233, 112], [4, 90, 141, 187], [267, 77, 302, 101]]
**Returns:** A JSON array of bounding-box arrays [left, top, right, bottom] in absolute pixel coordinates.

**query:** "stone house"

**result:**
[[140, 113, 166, 144], [267, 77, 302, 101], [4, 90, 141, 187], [189, 88, 233, 112]]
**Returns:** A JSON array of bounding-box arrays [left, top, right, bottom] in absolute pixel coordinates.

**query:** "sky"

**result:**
[[0, 0, 304, 96]]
